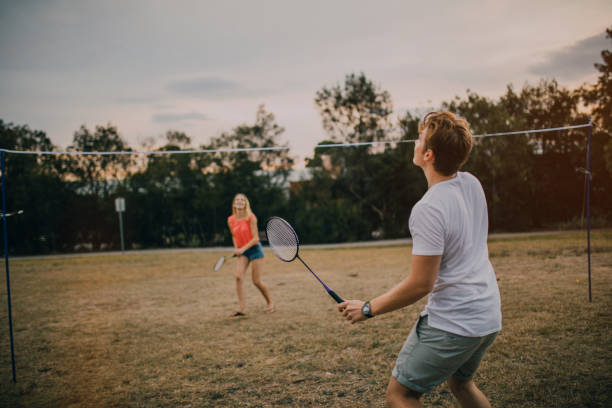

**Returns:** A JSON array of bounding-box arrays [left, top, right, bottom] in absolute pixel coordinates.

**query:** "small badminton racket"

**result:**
[[265, 216, 343, 303], [213, 254, 237, 272]]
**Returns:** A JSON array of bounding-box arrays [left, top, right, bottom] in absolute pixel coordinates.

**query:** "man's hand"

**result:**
[[338, 300, 367, 324]]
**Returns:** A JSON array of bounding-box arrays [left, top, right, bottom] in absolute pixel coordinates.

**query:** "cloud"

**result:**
[[116, 95, 161, 105], [529, 31, 609, 80], [167, 76, 252, 99], [152, 112, 208, 123]]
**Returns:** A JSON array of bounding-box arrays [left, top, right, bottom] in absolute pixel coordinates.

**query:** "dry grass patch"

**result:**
[[0, 230, 611, 407]]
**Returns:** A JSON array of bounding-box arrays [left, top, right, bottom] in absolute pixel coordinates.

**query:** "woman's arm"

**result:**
[[228, 220, 239, 252]]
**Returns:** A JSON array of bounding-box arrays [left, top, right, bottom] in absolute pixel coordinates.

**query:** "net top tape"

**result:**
[[0, 123, 592, 156]]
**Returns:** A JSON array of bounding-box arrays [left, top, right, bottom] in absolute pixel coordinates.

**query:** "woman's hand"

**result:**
[[337, 300, 367, 324], [233, 248, 243, 257]]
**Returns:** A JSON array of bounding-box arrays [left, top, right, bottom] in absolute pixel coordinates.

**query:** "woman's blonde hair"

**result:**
[[418, 111, 473, 176], [231, 193, 252, 217]]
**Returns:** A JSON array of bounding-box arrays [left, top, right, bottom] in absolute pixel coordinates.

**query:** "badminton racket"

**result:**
[[213, 254, 237, 272], [265, 216, 343, 303]]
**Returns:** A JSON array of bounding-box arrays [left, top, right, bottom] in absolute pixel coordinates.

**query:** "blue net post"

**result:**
[[1, 151, 17, 382], [586, 120, 592, 302]]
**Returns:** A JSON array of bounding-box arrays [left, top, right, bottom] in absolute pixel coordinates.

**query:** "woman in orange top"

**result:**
[[227, 193, 274, 317]]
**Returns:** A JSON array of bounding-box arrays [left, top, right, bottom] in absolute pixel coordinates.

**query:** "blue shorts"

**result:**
[[241, 243, 265, 261], [392, 315, 498, 393]]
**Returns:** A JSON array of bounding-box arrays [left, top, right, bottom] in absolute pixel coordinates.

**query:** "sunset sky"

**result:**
[[1, 1, 610, 164]]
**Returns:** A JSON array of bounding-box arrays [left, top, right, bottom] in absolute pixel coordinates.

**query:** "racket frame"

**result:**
[[265, 216, 344, 303], [213, 254, 237, 272], [213, 255, 226, 271]]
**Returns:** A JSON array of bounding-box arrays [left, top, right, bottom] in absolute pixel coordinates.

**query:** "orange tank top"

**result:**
[[228, 213, 254, 248]]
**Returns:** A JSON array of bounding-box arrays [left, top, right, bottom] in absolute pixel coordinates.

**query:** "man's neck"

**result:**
[[424, 166, 457, 189]]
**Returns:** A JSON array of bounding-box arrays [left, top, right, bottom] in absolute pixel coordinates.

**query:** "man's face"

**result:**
[[413, 129, 428, 168]]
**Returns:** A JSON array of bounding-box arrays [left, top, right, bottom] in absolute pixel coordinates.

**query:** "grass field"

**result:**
[[1, 230, 611, 407]]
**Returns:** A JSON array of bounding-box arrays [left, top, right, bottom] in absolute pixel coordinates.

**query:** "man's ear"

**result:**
[[424, 148, 434, 164]]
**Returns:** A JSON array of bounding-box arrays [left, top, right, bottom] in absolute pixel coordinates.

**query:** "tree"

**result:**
[[63, 124, 135, 250], [444, 79, 593, 230], [443, 89, 536, 230], [315, 72, 393, 143], [201, 105, 294, 245], [205, 105, 293, 172], [583, 28, 612, 135], [0, 120, 76, 253], [128, 130, 205, 247], [300, 73, 417, 240], [581, 27, 612, 222], [66, 123, 135, 198]]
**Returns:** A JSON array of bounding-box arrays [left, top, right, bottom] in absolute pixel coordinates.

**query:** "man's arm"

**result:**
[[338, 254, 441, 324]]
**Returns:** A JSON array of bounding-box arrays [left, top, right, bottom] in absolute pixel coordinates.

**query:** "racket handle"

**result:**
[[327, 289, 344, 303]]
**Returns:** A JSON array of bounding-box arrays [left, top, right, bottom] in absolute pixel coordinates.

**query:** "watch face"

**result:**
[[363, 302, 371, 315]]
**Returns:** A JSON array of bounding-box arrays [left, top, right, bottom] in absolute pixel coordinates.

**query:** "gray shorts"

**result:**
[[392, 315, 498, 393]]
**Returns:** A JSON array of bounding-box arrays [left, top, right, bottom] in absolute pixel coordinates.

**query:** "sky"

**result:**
[[1, 0, 610, 166]]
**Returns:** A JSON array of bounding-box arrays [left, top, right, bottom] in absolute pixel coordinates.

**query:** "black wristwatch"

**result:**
[[361, 300, 374, 318]]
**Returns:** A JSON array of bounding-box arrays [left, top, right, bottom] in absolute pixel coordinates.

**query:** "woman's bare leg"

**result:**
[[233, 256, 249, 314], [251, 259, 274, 311]]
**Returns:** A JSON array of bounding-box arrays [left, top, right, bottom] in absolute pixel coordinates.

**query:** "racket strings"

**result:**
[[266, 218, 298, 261]]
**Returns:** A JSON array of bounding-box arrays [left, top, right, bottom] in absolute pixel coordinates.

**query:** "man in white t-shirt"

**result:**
[[338, 111, 501, 408]]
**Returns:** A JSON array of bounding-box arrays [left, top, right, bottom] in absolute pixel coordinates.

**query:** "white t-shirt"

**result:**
[[409, 171, 502, 337]]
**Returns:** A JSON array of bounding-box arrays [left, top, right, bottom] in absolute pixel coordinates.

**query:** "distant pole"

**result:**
[[586, 119, 592, 302], [115, 197, 126, 254], [1, 151, 17, 383], [119, 212, 125, 253]]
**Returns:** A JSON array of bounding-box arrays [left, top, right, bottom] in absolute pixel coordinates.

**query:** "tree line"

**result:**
[[1, 29, 611, 255]]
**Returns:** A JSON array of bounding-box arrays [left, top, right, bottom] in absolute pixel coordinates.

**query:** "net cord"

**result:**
[[0, 124, 592, 156]]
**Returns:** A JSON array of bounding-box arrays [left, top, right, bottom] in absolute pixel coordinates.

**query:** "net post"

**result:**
[[1, 151, 17, 382], [118, 211, 125, 254], [586, 119, 592, 302]]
